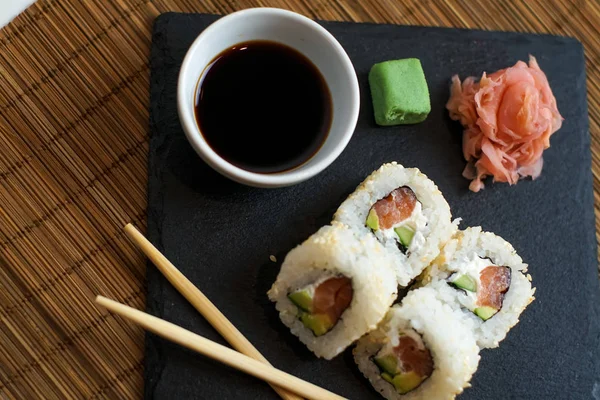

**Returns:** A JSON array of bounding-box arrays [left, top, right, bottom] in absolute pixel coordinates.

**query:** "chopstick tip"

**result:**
[[95, 295, 109, 306]]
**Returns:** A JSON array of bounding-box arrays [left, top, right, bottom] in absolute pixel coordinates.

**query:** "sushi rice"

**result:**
[[334, 162, 457, 286], [267, 222, 398, 360], [267, 163, 536, 398], [354, 287, 481, 400], [419, 226, 536, 348]]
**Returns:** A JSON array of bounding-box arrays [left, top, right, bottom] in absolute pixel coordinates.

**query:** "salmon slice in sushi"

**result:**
[[420, 226, 535, 348], [354, 287, 480, 400], [287, 276, 353, 336], [372, 328, 434, 394], [366, 186, 420, 254], [448, 264, 512, 320], [334, 162, 457, 286], [268, 222, 398, 359]]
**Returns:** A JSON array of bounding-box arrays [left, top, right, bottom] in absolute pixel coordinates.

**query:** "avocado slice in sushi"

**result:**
[[288, 290, 312, 312], [474, 306, 498, 321], [381, 372, 394, 384], [374, 354, 398, 375], [366, 209, 380, 231], [449, 274, 477, 292], [393, 371, 423, 394], [394, 225, 415, 248], [300, 312, 333, 337]]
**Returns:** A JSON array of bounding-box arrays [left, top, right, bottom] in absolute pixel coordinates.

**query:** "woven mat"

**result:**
[[0, 1, 597, 399]]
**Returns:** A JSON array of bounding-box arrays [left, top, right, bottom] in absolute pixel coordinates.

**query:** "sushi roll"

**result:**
[[420, 226, 535, 348], [267, 222, 398, 359], [354, 287, 480, 400], [334, 162, 457, 286]]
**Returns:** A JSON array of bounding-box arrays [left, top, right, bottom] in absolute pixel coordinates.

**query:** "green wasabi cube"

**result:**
[[368, 58, 431, 126]]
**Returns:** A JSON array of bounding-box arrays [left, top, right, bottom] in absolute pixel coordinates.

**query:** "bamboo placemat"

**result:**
[[0, 1, 597, 398]]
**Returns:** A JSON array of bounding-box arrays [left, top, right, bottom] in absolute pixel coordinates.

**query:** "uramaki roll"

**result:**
[[354, 287, 480, 400], [420, 226, 535, 348], [267, 222, 398, 359], [334, 162, 457, 286]]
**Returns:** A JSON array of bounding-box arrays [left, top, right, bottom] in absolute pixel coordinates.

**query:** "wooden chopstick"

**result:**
[[96, 296, 345, 400], [123, 224, 302, 400]]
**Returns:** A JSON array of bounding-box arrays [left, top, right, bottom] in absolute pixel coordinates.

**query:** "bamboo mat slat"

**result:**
[[0, 0, 597, 398]]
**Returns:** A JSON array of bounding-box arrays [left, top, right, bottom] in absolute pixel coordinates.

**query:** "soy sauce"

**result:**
[[195, 41, 332, 174]]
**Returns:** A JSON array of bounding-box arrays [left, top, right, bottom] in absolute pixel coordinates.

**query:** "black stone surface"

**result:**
[[146, 13, 600, 400]]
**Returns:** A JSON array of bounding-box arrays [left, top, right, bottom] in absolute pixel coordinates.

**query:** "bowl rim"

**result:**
[[177, 7, 360, 188]]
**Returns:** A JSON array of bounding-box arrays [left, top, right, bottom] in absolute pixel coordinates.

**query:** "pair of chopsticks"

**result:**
[[96, 224, 345, 400]]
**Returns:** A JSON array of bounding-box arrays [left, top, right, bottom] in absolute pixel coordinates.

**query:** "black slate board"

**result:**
[[146, 13, 600, 400]]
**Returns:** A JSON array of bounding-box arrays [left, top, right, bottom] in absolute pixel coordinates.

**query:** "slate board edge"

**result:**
[[144, 12, 174, 399], [144, 12, 600, 400], [153, 11, 583, 47]]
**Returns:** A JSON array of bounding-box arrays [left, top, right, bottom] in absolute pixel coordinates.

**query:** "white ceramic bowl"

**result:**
[[177, 8, 360, 188]]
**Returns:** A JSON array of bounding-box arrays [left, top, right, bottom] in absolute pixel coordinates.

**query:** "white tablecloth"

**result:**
[[0, 0, 36, 30]]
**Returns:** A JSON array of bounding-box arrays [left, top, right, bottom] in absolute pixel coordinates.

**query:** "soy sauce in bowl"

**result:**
[[194, 40, 333, 174]]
